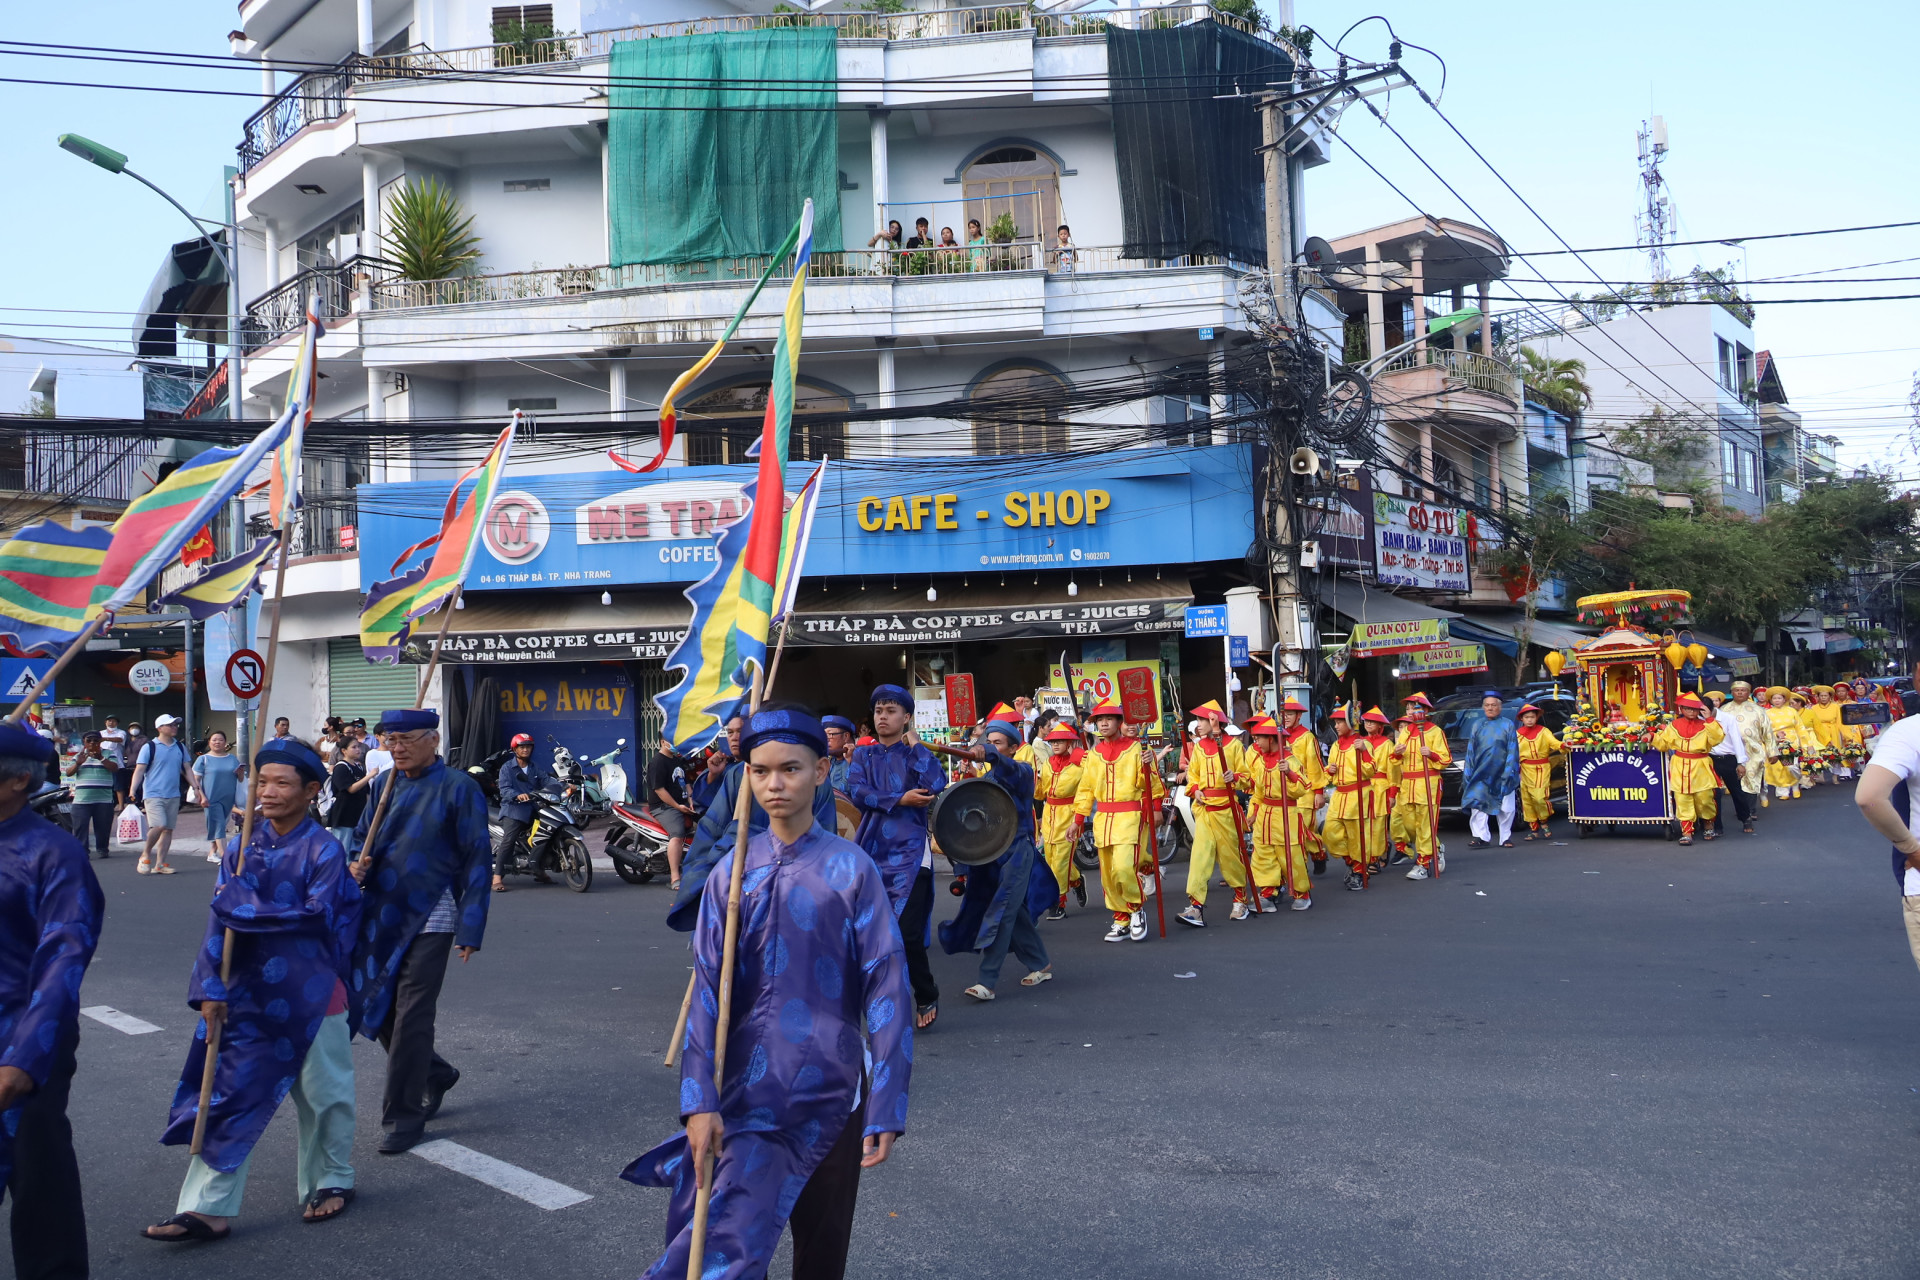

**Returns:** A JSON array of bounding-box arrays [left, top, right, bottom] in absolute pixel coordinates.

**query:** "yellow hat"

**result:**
[[1765, 686, 1790, 700], [1188, 699, 1228, 723]]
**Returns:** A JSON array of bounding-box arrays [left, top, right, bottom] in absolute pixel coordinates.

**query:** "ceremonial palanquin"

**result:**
[[1557, 590, 1693, 830]]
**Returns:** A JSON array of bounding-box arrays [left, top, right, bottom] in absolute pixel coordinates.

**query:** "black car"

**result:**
[[1429, 692, 1577, 815]]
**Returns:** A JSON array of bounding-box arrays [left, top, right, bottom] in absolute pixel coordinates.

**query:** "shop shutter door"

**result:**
[[629, 660, 672, 748], [327, 638, 418, 724]]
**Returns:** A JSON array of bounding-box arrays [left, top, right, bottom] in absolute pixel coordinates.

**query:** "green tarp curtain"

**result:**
[[608, 28, 843, 266], [1106, 23, 1288, 266]]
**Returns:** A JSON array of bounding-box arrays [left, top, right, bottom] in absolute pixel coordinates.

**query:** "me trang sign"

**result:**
[[1373, 495, 1470, 592], [1349, 618, 1449, 657], [1565, 749, 1673, 824], [1398, 642, 1487, 678], [356, 446, 1256, 592]]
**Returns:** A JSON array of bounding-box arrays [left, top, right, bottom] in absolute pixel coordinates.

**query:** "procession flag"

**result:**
[[654, 201, 813, 751], [771, 460, 827, 624], [606, 217, 808, 475], [0, 521, 113, 656], [356, 418, 517, 663], [155, 535, 280, 619], [240, 301, 322, 528]]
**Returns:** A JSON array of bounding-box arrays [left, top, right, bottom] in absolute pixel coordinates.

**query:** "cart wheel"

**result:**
[[1663, 821, 1680, 842], [1576, 822, 1594, 840]]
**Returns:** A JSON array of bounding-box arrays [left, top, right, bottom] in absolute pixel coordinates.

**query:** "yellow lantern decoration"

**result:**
[[1543, 650, 1565, 678], [1664, 642, 1687, 671], [1687, 642, 1708, 670]]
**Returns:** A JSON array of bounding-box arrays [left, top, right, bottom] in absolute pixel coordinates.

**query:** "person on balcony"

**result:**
[[966, 218, 988, 273], [1052, 223, 1077, 273], [866, 219, 902, 275]]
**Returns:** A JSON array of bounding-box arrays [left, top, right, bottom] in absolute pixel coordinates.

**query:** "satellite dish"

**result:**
[[1301, 236, 1338, 268]]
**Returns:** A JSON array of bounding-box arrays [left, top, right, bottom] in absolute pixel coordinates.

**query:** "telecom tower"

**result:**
[[1635, 116, 1673, 284]]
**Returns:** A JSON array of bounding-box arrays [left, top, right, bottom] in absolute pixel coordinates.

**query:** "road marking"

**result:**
[[410, 1140, 592, 1210], [81, 1005, 163, 1035]]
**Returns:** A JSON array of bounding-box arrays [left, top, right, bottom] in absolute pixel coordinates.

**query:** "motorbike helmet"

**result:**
[[510, 733, 534, 748]]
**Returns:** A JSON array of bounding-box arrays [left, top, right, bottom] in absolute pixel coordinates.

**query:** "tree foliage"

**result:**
[[383, 178, 482, 284], [1516, 346, 1593, 420]]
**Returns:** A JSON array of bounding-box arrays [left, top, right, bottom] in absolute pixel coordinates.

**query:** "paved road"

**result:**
[[30, 784, 1920, 1280]]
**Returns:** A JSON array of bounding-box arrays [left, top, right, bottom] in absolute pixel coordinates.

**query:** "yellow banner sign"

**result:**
[[1349, 617, 1450, 657], [1399, 642, 1488, 678]]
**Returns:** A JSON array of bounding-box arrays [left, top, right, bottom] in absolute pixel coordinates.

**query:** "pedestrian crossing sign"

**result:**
[[0, 657, 53, 704]]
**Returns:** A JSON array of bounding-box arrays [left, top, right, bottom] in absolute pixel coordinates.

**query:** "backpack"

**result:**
[[317, 769, 338, 822]]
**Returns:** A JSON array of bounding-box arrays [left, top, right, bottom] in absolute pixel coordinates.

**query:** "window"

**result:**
[[1431, 452, 1462, 498], [503, 178, 550, 193], [295, 204, 365, 272], [682, 381, 847, 465], [961, 147, 1060, 246], [507, 397, 557, 412], [970, 365, 1069, 456], [1721, 439, 1738, 486], [1736, 343, 1754, 399], [1717, 337, 1736, 391], [491, 5, 554, 34], [1161, 394, 1210, 447]]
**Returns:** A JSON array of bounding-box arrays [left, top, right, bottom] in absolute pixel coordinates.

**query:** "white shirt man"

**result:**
[[1709, 699, 1752, 834], [364, 734, 395, 778]]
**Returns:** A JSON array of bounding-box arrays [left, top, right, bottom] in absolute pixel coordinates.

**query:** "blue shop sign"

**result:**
[[356, 446, 1256, 592]]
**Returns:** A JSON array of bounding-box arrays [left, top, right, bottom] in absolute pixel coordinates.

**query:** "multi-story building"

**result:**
[[221, 0, 1329, 743]]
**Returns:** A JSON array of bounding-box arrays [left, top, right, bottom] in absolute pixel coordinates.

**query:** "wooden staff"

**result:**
[[351, 586, 464, 883], [684, 663, 768, 1280], [1138, 737, 1165, 938], [1428, 727, 1444, 877], [2, 615, 107, 728], [189, 528, 290, 1155]]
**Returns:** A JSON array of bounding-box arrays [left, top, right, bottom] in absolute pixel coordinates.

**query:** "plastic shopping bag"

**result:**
[[116, 803, 145, 844]]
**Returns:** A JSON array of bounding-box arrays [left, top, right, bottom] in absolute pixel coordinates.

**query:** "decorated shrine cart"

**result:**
[[1554, 590, 1711, 840]]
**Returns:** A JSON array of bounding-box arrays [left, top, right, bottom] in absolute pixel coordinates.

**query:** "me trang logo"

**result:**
[[484, 490, 550, 563], [574, 480, 757, 545]]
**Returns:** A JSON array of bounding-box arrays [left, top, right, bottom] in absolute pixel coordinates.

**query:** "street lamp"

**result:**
[[57, 133, 241, 425]]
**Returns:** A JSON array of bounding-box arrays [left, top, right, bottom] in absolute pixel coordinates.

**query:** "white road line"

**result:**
[[81, 1005, 163, 1035], [410, 1139, 593, 1210]]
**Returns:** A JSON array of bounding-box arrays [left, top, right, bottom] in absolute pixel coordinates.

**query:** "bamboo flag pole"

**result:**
[[1, 615, 107, 729], [352, 585, 464, 882], [683, 663, 768, 1280], [189, 527, 291, 1155]]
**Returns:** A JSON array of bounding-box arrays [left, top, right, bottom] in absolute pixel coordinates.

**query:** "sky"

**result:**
[[2, 0, 1915, 477]]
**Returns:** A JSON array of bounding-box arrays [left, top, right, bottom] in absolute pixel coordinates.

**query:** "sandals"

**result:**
[[303, 1186, 355, 1223], [1021, 968, 1054, 987], [492, 880, 510, 893], [963, 984, 995, 1002], [154, 863, 176, 874], [914, 1003, 937, 1029], [142, 1213, 230, 1243], [136, 858, 152, 875], [1499, 840, 1514, 848]]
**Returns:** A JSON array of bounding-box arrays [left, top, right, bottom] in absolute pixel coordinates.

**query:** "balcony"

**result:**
[[239, 63, 354, 173], [243, 255, 396, 351], [1377, 347, 1521, 406]]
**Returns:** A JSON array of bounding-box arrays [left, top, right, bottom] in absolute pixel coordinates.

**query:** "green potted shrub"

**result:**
[[383, 177, 482, 303]]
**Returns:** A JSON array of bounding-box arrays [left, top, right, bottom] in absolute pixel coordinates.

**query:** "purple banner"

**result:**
[[1566, 750, 1672, 823]]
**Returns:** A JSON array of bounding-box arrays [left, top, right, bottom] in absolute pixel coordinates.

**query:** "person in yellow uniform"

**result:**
[[1651, 692, 1725, 845], [1070, 701, 1166, 944], [1275, 698, 1329, 891], [1831, 685, 1866, 779], [1359, 708, 1398, 879], [986, 702, 1039, 770], [1394, 692, 1452, 880], [1244, 714, 1322, 912], [1800, 688, 1836, 785], [1035, 725, 1085, 921], [1764, 687, 1806, 799], [1176, 701, 1252, 928], [1515, 703, 1564, 841], [1319, 705, 1376, 892]]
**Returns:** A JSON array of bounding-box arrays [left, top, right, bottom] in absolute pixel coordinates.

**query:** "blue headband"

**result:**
[[741, 709, 829, 759], [871, 683, 913, 711], [821, 715, 857, 734], [0, 722, 53, 764], [982, 719, 1022, 744], [375, 707, 439, 734], [255, 740, 326, 786]]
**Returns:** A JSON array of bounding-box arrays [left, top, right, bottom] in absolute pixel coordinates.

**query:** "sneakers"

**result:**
[[1437, 851, 1446, 874], [1311, 857, 1327, 876], [1128, 911, 1148, 942], [1290, 895, 1311, 911], [1176, 905, 1206, 928], [1388, 849, 1409, 866], [1258, 894, 1278, 914], [1406, 864, 1430, 880], [1343, 872, 1365, 892], [1104, 920, 1130, 943], [1044, 907, 1067, 922], [1074, 881, 1087, 906], [1229, 900, 1250, 921]]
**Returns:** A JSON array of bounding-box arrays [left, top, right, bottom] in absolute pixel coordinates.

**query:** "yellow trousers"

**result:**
[[1520, 782, 1554, 825], [1765, 760, 1796, 790], [1675, 788, 1717, 829], [1184, 805, 1247, 905], [1322, 816, 1368, 868], [1097, 833, 1148, 917], [1400, 802, 1439, 867], [1043, 837, 1080, 899], [1365, 807, 1390, 863], [1250, 837, 1312, 897]]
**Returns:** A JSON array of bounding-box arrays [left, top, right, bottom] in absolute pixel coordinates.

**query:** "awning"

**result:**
[[1448, 609, 1597, 656], [785, 576, 1192, 647], [404, 591, 691, 664], [1322, 577, 1462, 628], [1686, 628, 1762, 676], [135, 232, 230, 357], [1423, 306, 1482, 338], [1826, 630, 1861, 654]]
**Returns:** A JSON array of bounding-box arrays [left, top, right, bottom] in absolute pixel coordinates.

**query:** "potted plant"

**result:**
[[382, 177, 481, 304], [986, 211, 1021, 270]]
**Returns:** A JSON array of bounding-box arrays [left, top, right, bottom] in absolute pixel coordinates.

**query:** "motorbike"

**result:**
[[487, 788, 594, 892], [1070, 790, 1185, 872], [30, 781, 72, 831], [590, 743, 630, 805], [603, 798, 675, 885], [549, 736, 614, 826]]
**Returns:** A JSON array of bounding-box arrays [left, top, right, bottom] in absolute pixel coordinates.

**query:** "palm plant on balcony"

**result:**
[[1517, 346, 1593, 419], [384, 178, 482, 301]]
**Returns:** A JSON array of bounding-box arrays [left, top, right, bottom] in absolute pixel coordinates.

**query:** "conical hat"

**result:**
[[1188, 699, 1228, 722]]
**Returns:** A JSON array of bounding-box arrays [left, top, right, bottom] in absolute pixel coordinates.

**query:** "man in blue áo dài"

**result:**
[[622, 707, 911, 1280], [0, 722, 104, 1280], [1460, 692, 1521, 850], [822, 715, 857, 798], [847, 684, 946, 1029], [928, 718, 1057, 1002], [349, 708, 492, 1155], [143, 740, 363, 1243], [673, 712, 840, 933]]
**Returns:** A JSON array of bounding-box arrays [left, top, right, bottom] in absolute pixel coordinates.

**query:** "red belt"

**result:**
[[1674, 750, 1709, 759], [1097, 800, 1147, 813], [1044, 798, 1075, 805], [1196, 787, 1235, 798], [1336, 782, 1365, 793]]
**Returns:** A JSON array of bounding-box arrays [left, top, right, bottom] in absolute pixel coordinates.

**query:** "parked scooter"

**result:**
[[487, 787, 593, 892], [549, 736, 614, 826], [590, 743, 629, 804], [30, 781, 71, 832], [603, 798, 673, 885]]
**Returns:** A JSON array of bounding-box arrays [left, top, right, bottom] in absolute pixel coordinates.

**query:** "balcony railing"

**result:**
[[366, 245, 1246, 312], [243, 256, 398, 350], [1378, 346, 1521, 405], [250, 495, 358, 559], [240, 6, 1284, 173]]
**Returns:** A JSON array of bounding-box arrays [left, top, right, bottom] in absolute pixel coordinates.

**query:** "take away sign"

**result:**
[[1349, 617, 1450, 657]]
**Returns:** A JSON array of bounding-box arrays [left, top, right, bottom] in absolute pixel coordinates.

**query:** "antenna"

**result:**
[[1635, 115, 1673, 284]]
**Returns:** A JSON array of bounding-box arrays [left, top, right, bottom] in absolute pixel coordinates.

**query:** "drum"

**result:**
[[834, 795, 861, 842], [927, 776, 1018, 866]]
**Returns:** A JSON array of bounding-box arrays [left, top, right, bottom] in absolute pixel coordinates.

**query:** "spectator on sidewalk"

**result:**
[[329, 738, 370, 855], [130, 715, 193, 875], [191, 732, 244, 865], [646, 738, 697, 891], [365, 731, 394, 780], [98, 715, 126, 767], [62, 732, 117, 860]]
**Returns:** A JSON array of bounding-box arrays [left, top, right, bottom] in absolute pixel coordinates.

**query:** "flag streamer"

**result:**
[[155, 536, 280, 620]]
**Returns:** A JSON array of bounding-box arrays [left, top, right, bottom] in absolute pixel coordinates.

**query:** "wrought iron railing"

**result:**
[[366, 245, 1244, 312], [243, 256, 398, 350], [238, 63, 353, 172], [250, 495, 359, 559], [1378, 346, 1521, 405]]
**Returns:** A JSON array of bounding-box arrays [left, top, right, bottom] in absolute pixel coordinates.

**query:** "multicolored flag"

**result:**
[[654, 201, 814, 752], [0, 521, 113, 656], [606, 217, 809, 475], [771, 461, 827, 624], [240, 303, 321, 528], [155, 535, 279, 619], [356, 419, 517, 663]]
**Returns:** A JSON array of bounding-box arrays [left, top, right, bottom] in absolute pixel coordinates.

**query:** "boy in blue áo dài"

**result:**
[[144, 739, 363, 1242], [623, 707, 911, 1280], [928, 718, 1057, 1001], [847, 684, 946, 1029], [0, 722, 104, 1280]]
